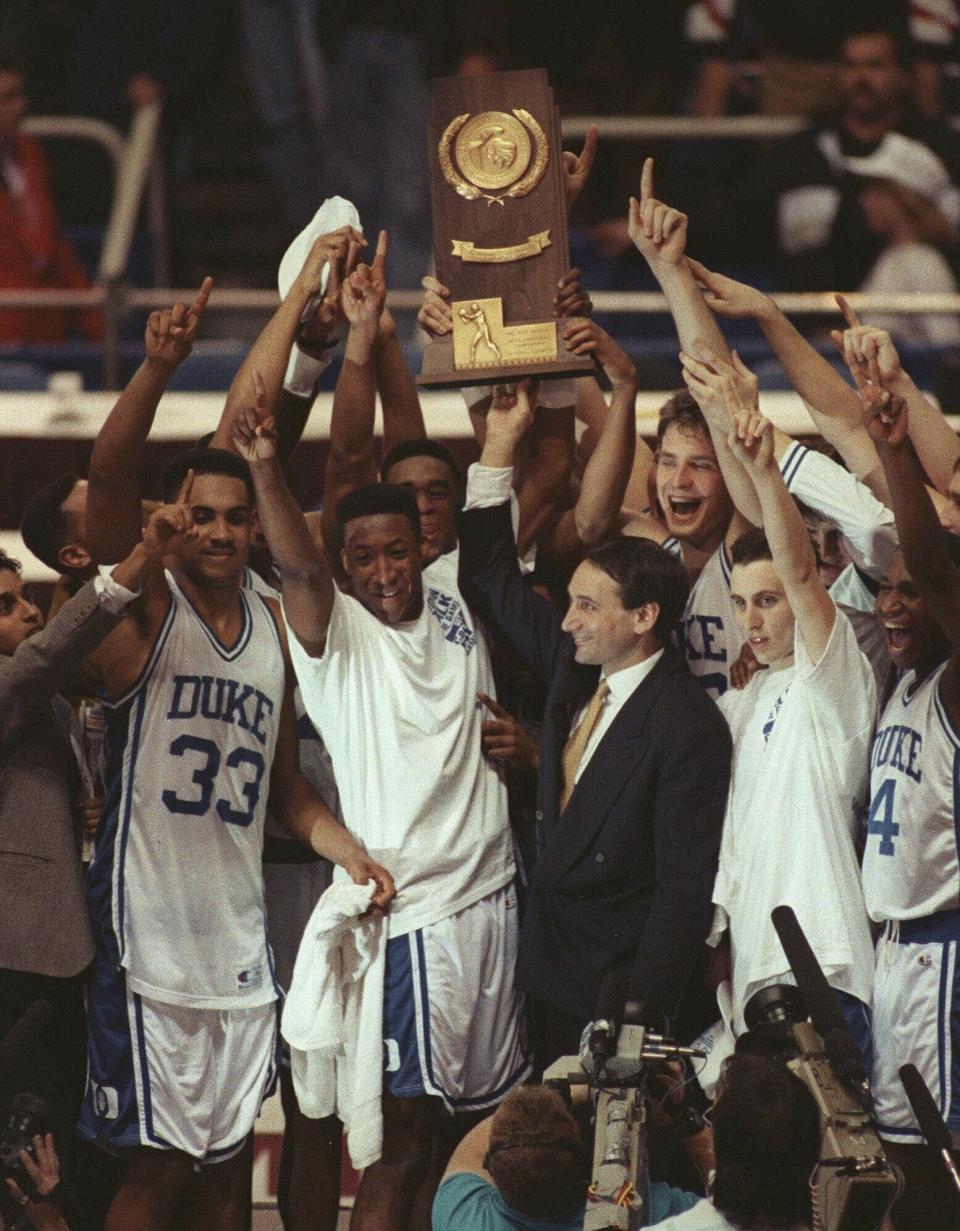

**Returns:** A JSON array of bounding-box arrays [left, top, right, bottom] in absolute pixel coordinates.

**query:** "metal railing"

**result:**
[[7, 109, 960, 385]]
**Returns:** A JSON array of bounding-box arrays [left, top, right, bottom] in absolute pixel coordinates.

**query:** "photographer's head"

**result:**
[[711, 1054, 820, 1230], [483, 1086, 588, 1221]]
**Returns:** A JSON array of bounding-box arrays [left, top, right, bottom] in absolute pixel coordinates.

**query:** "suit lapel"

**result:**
[[543, 649, 684, 877]]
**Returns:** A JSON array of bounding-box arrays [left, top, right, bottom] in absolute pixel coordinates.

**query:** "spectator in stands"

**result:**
[[857, 165, 960, 348], [0, 49, 101, 344], [684, 0, 954, 118], [695, 20, 960, 291]]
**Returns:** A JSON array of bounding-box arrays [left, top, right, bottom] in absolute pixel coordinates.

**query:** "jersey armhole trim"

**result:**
[[103, 598, 177, 712]]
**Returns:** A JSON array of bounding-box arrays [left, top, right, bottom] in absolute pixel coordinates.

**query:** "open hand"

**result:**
[[679, 345, 758, 423], [418, 274, 452, 338], [686, 258, 773, 322], [295, 225, 366, 355], [553, 268, 593, 319], [145, 276, 212, 371], [562, 318, 636, 387], [628, 158, 687, 267]]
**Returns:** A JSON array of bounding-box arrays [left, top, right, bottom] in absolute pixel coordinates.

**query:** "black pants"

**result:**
[[0, 967, 88, 1163]]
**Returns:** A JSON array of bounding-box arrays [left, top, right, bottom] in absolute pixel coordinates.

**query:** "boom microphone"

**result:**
[[900, 1064, 960, 1201], [771, 906, 872, 1112]]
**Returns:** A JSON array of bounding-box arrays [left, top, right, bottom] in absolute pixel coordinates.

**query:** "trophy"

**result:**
[[418, 68, 595, 387]]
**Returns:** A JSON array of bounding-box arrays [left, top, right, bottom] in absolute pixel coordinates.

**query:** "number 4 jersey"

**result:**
[[863, 663, 960, 922], [87, 573, 286, 1009]]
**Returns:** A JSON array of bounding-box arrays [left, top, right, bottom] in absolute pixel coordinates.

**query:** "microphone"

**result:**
[[0, 999, 55, 1095], [589, 970, 628, 1073], [900, 1064, 960, 1201], [770, 905, 872, 1111]]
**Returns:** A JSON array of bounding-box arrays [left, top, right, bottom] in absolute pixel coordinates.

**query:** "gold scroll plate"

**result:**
[[439, 108, 548, 206], [452, 298, 557, 370]]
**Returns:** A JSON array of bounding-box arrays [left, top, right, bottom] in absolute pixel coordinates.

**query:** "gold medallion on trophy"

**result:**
[[439, 108, 548, 206]]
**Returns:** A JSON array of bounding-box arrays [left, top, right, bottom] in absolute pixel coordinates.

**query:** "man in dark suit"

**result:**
[[459, 382, 732, 1068]]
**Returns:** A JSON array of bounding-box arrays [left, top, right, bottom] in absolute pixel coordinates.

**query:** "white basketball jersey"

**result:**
[[863, 663, 960, 922], [677, 543, 743, 699], [90, 573, 286, 1009]]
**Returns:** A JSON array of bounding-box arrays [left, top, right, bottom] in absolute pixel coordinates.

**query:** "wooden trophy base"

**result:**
[[418, 318, 595, 389]]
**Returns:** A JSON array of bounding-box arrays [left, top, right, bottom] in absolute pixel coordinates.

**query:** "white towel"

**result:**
[[281, 878, 386, 1169]]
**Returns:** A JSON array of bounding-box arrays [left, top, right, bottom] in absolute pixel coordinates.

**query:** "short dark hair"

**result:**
[[485, 1087, 587, 1220], [730, 526, 772, 568], [336, 482, 421, 539], [0, 550, 22, 577], [380, 438, 464, 491], [656, 388, 710, 448], [585, 537, 690, 643], [0, 48, 29, 79], [840, 20, 913, 69], [19, 472, 82, 573], [160, 448, 254, 503], [711, 1054, 820, 1230]]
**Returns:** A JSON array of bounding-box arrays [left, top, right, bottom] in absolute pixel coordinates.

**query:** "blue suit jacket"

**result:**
[[458, 500, 732, 1022]]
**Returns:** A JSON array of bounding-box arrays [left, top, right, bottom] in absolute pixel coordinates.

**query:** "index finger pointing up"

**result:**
[[191, 276, 213, 320], [372, 229, 388, 274], [835, 292, 862, 330], [640, 156, 654, 202], [176, 468, 195, 507]]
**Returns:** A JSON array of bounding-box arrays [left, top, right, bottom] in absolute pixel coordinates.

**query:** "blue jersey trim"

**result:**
[[175, 584, 253, 662], [780, 441, 808, 490], [255, 591, 285, 659], [103, 596, 177, 712], [113, 691, 150, 964], [934, 675, 960, 750], [719, 540, 732, 586]]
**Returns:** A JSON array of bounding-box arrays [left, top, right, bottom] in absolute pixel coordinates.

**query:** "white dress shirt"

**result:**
[[569, 651, 664, 785]]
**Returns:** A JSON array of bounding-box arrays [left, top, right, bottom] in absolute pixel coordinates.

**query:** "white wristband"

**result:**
[[284, 345, 331, 398]]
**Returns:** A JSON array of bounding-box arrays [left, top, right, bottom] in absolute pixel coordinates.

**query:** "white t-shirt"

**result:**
[[862, 242, 960, 349], [863, 663, 960, 921], [712, 608, 877, 1030], [286, 569, 514, 938], [829, 563, 889, 690]]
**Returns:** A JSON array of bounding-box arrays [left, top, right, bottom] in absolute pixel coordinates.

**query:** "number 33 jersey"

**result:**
[[863, 662, 960, 922], [88, 575, 286, 1009]]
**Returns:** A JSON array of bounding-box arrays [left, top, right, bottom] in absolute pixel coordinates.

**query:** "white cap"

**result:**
[[277, 195, 363, 311], [845, 132, 960, 226]]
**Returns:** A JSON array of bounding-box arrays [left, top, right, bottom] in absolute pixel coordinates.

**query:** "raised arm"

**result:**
[[86, 279, 211, 562], [679, 345, 763, 529], [376, 306, 427, 457], [212, 228, 364, 461], [319, 232, 388, 561], [628, 159, 731, 364], [539, 320, 638, 563], [835, 305, 960, 494], [868, 393, 960, 649], [233, 377, 335, 655], [730, 414, 836, 664], [687, 261, 889, 499]]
